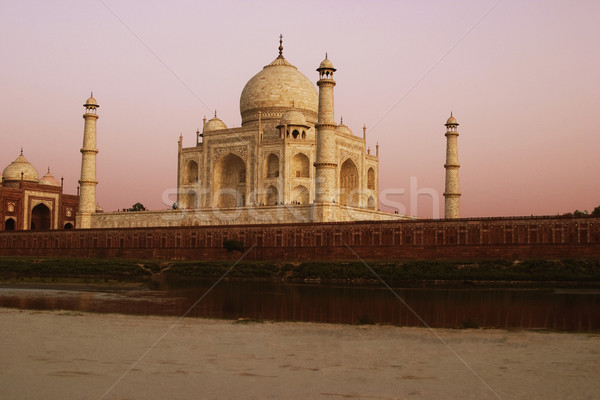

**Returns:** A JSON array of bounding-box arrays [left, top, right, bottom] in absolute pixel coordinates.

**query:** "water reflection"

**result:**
[[0, 282, 598, 331]]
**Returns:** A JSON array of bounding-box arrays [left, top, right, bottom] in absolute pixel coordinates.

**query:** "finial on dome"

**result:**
[[47, 167, 50, 173], [340, 116, 343, 124], [214, 110, 217, 117], [278, 34, 283, 57], [91, 91, 93, 97], [20, 147, 23, 156]]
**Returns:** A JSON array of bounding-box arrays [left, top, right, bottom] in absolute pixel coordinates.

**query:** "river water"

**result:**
[[1, 281, 599, 331]]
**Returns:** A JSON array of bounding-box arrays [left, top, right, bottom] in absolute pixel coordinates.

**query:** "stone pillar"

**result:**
[[444, 113, 460, 219], [314, 56, 337, 203], [76, 94, 99, 229]]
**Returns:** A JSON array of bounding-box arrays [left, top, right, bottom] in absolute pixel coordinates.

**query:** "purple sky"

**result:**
[[1, 1, 599, 218]]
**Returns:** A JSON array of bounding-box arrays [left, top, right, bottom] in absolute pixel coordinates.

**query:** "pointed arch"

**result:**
[[31, 203, 51, 230], [185, 160, 199, 184], [367, 167, 375, 190], [266, 185, 278, 205], [214, 153, 246, 208], [367, 196, 376, 210], [340, 159, 359, 207], [291, 153, 310, 178], [291, 185, 309, 205], [265, 153, 279, 178], [5, 218, 16, 231]]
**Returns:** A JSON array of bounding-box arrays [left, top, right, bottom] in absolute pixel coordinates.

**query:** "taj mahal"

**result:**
[[1, 37, 461, 230]]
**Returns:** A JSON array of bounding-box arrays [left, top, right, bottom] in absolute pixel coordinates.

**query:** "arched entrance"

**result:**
[[291, 185, 309, 205], [64, 222, 73, 229], [214, 153, 246, 208], [291, 153, 310, 178], [185, 160, 199, 184], [368, 196, 376, 210], [266, 185, 278, 205], [340, 159, 359, 207], [265, 154, 279, 178], [5, 218, 16, 231], [367, 167, 375, 190], [31, 203, 51, 230]]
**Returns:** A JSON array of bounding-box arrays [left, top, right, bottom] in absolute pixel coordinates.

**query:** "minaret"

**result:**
[[314, 54, 337, 203], [444, 113, 460, 219], [76, 93, 99, 229]]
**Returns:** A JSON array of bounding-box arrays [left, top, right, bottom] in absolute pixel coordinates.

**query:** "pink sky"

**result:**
[[1, 0, 599, 218]]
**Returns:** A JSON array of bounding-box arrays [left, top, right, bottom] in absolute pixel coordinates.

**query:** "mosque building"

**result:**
[[0, 151, 79, 230]]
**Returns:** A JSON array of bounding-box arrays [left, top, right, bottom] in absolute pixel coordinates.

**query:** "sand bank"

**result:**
[[0, 308, 598, 399]]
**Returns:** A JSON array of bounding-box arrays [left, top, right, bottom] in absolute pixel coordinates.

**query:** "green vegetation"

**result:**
[[0, 257, 599, 286], [128, 202, 146, 212], [566, 204, 600, 217], [0, 257, 154, 283]]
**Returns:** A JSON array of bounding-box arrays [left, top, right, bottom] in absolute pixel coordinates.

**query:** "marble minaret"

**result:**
[[76, 94, 99, 229], [444, 113, 460, 219], [314, 55, 337, 203]]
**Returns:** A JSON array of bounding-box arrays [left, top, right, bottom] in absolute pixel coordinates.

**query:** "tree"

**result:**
[[128, 202, 146, 212], [592, 205, 600, 216], [573, 209, 588, 217]]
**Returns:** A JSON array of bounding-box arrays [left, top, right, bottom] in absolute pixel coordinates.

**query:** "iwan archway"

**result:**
[[339, 159, 359, 207], [30, 203, 51, 230], [213, 153, 247, 208]]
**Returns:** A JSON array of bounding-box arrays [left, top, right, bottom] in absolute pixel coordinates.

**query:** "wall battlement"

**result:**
[[1, 215, 599, 261]]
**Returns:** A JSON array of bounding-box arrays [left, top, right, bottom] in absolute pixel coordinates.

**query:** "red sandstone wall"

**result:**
[[0, 216, 599, 261]]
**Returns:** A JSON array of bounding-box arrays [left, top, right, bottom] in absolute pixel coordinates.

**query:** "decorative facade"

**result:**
[[0, 151, 79, 230], [177, 38, 381, 217]]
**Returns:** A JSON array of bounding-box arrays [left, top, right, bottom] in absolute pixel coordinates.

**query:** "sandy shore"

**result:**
[[0, 308, 598, 400]]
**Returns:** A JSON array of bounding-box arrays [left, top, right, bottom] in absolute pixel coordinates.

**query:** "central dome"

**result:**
[[240, 54, 318, 127]]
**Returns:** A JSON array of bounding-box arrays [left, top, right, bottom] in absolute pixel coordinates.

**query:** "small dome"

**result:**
[[204, 115, 227, 131], [279, 109, 307, 126], [336, 122, 353, 136], [95, 204, 104, 213], [84, 95, 99, 107], [446, 114, 458, 125], [39, 168, 61, 186], [318, 56, 335, 71], [2, 153, 39, 183]]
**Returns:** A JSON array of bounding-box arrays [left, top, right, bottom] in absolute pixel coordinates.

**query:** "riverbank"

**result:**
[[0, 308, 598, 399], [1, 257, 599, 288]]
